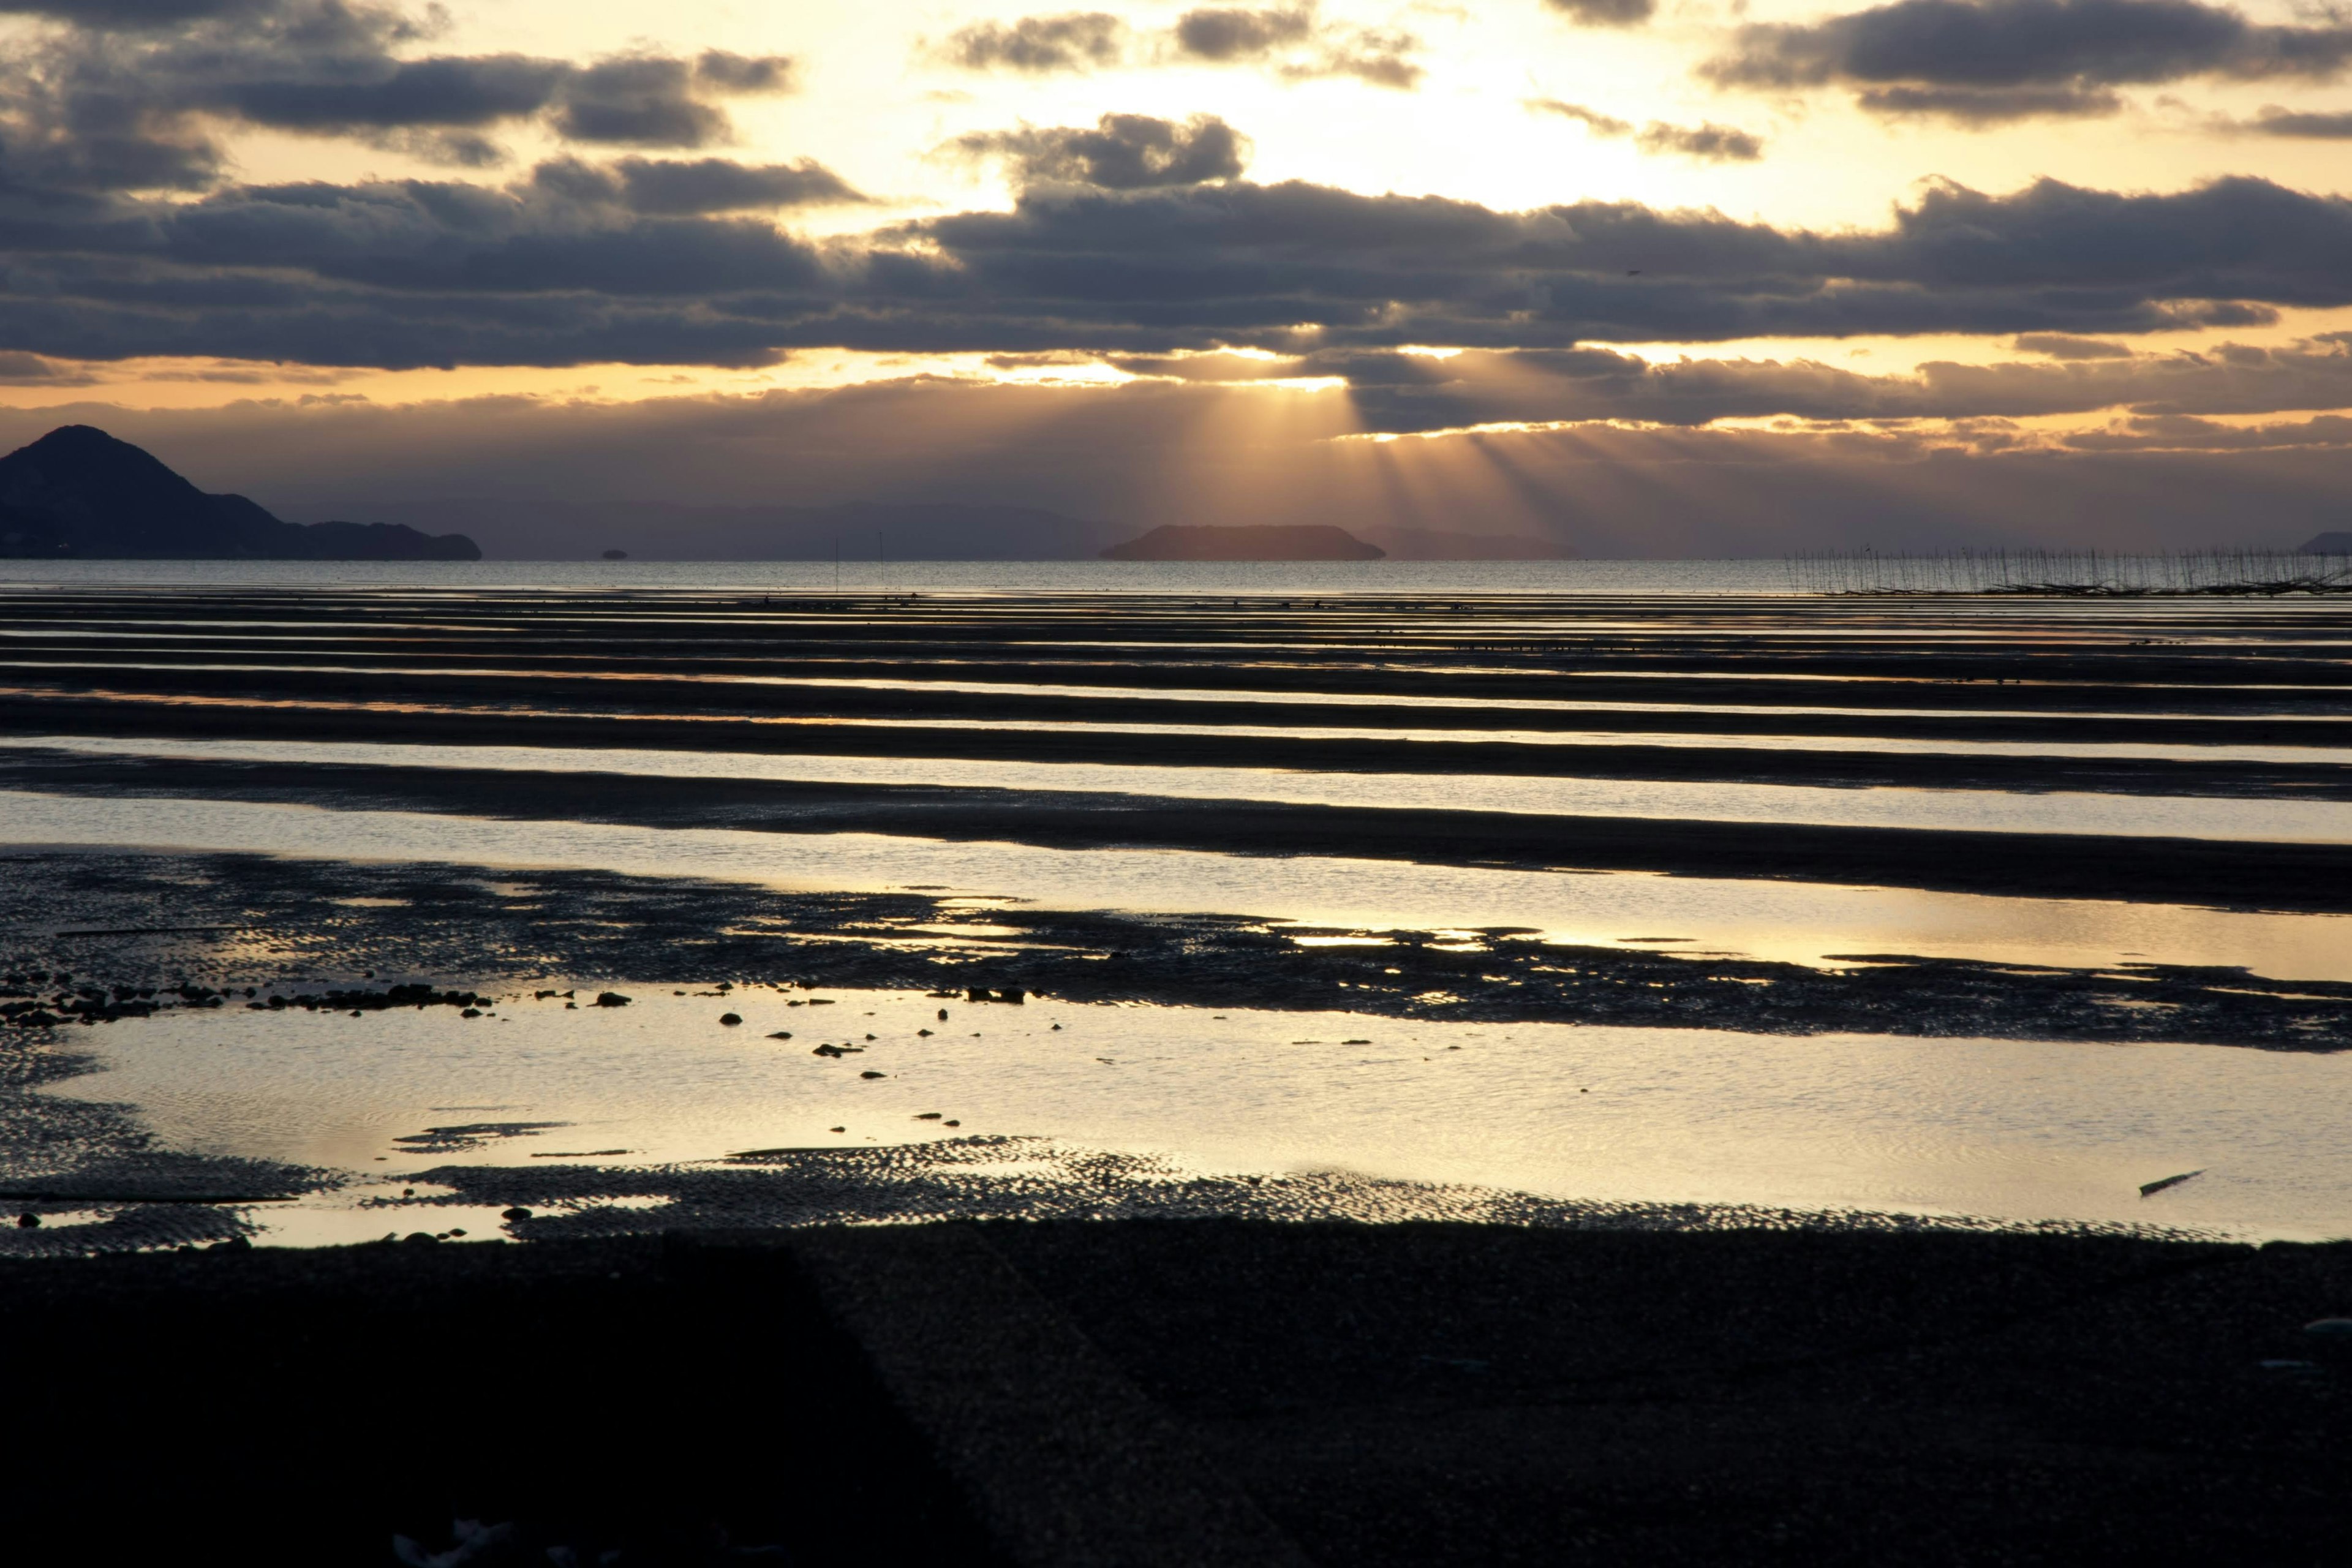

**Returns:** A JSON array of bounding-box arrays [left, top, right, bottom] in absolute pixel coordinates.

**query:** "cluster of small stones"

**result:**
[[1, 968, 496, 1028], [1, 970, 230, 1029], [243, 983, 488, 1016]]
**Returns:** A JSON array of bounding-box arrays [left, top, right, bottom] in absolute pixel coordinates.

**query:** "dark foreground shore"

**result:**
[[2, 1221, 2345, 1566]]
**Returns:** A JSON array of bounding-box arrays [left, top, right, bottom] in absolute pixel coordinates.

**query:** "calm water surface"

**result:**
[[43, 987, 2352, 1243]]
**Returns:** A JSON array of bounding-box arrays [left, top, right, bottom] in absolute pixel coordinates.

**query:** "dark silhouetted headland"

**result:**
[[0, 426, 480, 560], [1102, 524, 1384, 560], [2304, 530, 2352, 555]]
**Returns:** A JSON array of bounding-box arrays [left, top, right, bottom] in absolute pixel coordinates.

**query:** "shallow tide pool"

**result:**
[[34, 986, 2352, 1245]]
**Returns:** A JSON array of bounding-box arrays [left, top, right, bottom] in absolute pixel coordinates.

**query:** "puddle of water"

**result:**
[[9, 789, 2351, 981], [257, 1192, 525, 1249], [12, 735, 2351, 843], [35, 987, 2352, 1242]]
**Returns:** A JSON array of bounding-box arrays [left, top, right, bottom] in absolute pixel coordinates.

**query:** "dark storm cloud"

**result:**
[[943, 13, 1130, 72], [1705, 0, 2352, 123], [951, 115, 1249, 189], [1542, 0, 1657, 28]]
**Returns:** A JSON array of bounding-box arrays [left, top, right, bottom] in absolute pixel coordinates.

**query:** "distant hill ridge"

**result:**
[[0, 426, 480, 560]]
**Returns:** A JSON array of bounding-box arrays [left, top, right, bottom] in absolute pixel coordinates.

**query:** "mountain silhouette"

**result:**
[[0, 426, 480, 560]]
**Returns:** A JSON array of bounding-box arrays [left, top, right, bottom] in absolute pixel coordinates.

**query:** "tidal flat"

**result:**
[[1, 576, 2348, 1561], [2, 579, 2351, 1245]]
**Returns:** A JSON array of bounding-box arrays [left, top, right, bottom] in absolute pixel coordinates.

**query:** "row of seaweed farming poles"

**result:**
[[1782, 546, 2352, 596]]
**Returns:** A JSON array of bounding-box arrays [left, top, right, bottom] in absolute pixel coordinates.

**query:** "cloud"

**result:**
[[0, 0, 286, 26], [2059, 410, 2352, 450], [0, 2, 799, 192], [1087, 331, 2352, 434], [371, 129, 511, 168], [219, 56, 575, 133], [1295, 28, 1423, 87], [0, 349, 96, 383], [881, 173, 2333, 355], [1634, 121, 1766, 160], [2014, 332, 2132, 358], [938, 5, 1422, 86], [1525, 98, 1635, 135], [1542, 0, 1657, 28], [2247, 106, 2352, 137], [1, 165, 2344, 372], [549, 55, 727, 147], [1170, 4, 1424, 86], [1705, 0, 2352, 123], [533, 156, 867, 215], [692, 50, 797, 95], [1172, 6, 1317, 59], [1528, 99, 1763, 159], [942, 13, 1129, 72], [950, 114, 1250, 189]]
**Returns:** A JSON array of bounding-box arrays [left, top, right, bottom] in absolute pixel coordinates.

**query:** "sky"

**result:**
[[4, 0, 2352, 555]]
